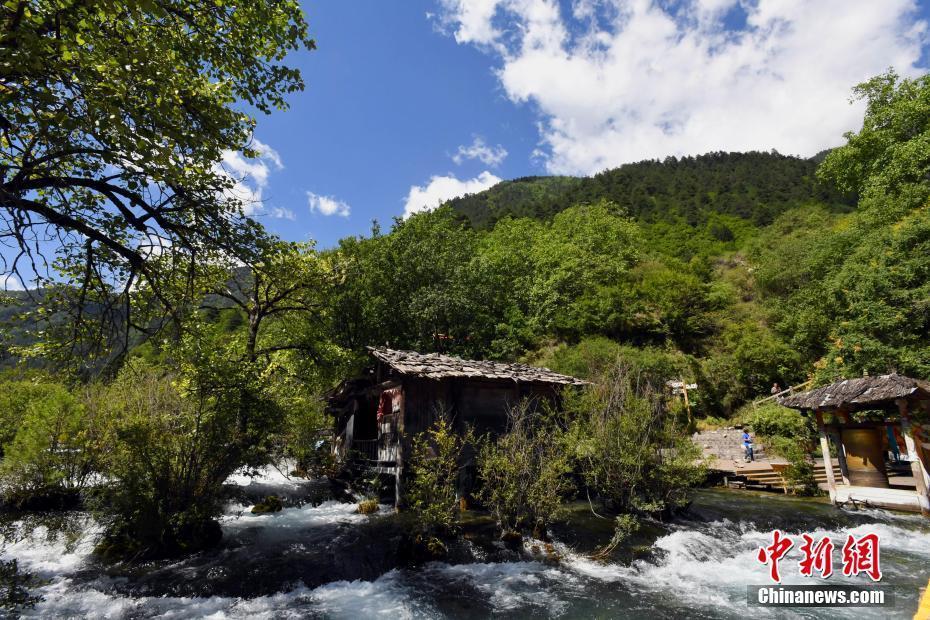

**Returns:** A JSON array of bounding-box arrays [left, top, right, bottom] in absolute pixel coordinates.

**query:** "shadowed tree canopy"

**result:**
[[0, 0, 314, 358]]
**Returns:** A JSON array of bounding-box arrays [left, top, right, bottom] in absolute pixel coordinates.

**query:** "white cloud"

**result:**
[[1, 274, 24, 291], [403, 170, 502, 218], [219, 138, 290, 218], [251, 138, 283, 171], [434, 0, 928, 175], [267, 207, 297, 220], [307, 191, 351, 217], [452, 136, 509, 167]]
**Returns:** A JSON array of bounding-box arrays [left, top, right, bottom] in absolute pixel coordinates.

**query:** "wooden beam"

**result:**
[[898, 399, 930, 517], [827, 427, 850, 485], [816, 411, 838, 502]]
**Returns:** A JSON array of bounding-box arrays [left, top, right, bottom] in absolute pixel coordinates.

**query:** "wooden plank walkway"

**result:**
[[834, 485, 922, 512], [710, 458, 842, 492]]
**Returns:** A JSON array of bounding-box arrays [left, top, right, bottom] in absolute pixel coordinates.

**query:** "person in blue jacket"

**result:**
[[742, 429, 754, 462]]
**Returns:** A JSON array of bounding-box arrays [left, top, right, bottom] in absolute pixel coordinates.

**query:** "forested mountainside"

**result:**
[[446, 151, 854, 229]]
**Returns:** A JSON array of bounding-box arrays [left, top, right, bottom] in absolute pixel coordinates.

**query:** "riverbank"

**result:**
[[2, 469, 929, 618]]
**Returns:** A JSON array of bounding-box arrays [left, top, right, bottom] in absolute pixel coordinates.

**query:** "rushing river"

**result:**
[[2, 468, 929, 619]]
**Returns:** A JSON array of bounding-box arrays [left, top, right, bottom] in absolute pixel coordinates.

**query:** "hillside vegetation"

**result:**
[[446, 151, 854, 229]]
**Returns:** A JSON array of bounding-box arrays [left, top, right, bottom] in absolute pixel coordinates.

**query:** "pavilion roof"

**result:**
[[779, 373, 930, 411]]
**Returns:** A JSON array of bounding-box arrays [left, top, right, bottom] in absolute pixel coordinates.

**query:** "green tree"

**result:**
[[745, 403, 819, 495], [327, 207, 480, 356], [528, 201, 641, 338], [2, 0, 314, 356], [819, 70, 930, 218], [93, 355, 285, 558], [566, 364, 704, 517], [749, 71, 930, 380]]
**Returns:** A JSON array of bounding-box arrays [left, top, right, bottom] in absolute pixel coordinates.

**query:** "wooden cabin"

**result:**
[[326, 347, 587, 502], [780, 374, 930, 516]]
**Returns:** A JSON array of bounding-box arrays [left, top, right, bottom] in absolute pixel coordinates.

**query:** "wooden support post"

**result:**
[[828, 428, 850, 485], [394, 462, 403, 510], [898, 400, 930, 517], [394, 391, 405, 511], [682, 383, 692, 424], [816, 411, 837, 503]]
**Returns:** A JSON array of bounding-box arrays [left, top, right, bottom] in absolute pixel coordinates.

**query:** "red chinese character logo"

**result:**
[[798, 534, 834, 578], [757, 530, 794, 582], [841, 533, 882, 582]]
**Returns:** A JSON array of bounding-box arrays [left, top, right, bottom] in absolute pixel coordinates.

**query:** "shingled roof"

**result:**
[[367, 347, 589, 386], [779, 373, 930, 411]]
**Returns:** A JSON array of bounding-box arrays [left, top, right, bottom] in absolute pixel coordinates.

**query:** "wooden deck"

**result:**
[[833, 485, 923, 512], [710, 454, 925, 512], [711, 458, 841, 491]]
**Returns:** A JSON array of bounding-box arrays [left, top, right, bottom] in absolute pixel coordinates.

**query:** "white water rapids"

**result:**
[[2, 471, 928, 619]]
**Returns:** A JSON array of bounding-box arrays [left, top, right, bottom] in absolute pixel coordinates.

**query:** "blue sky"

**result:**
[[241, 0, 930, 250], [243, 0, 541, 247], [5, 1, 930, 290]]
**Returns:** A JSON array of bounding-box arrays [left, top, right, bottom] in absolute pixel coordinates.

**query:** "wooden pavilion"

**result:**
[[780, 374, 930, 516]]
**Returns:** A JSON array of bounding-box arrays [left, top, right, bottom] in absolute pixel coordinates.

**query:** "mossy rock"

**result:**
[[357, 499, 379, 514], [252, 495, 283, 514], [500, 530, 523, 549], [95, 517, 222, 561]]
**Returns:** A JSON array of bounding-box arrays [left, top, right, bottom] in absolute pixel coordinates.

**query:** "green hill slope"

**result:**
[[446, 151, 853, 229]]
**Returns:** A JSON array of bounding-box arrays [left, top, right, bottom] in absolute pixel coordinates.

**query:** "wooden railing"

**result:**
[[751, 380, 813, 409], [350, 439, 398, 464], [351, 439, 379, 461]]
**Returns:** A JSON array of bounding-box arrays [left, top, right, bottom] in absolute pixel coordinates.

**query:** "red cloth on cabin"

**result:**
[[377, 388, 401, 421]]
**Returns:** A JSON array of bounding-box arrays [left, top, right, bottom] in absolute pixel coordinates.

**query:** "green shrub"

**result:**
[[591, 513, 640, 561], [92, 356, 284, 558], [477, 402, 572, 539], [566, 364, 705, 517], [536, 337, 692, 387], [407, 417, 475, 546], [0, 381, 109, 508], [0, 380, 63, 457], [744, 403, 810, 438]]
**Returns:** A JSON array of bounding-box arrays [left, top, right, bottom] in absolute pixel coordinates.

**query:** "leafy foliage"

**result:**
[[477, 402, 572, 538], [92, 356, 284, 557], [0, 380, 108, 507], [407, 417, 474, 546], [745, 403, 819, 495], [447, 151, 852, 229], [2, 0, 314, 362], [565, 365, 705, 516], [748, 70, 930, 381]]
